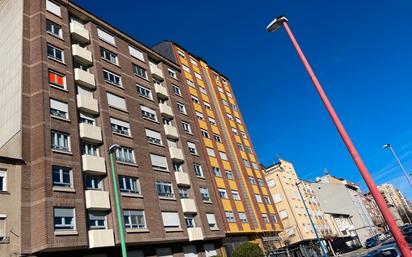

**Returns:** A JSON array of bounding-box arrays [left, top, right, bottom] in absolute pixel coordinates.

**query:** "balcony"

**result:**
[[154, 84, 169, 99], [70, 22, 90, 43], [187, 227, 204, 241], [85, 190, 110, 210], [164, 124, 178, 139], [150, 63, 164, 81], [82, 155, 106, 174], [74, 68, 95, 89], [159, 103, 173, 118], [169, 147, 184, 162], [181, 198, 197, 213], [77, 95, 99, 115], [88, 229, 115, 248], [72, 44, 93, 65], [174, 172, 190, 186], [79, 123, 102, 143]]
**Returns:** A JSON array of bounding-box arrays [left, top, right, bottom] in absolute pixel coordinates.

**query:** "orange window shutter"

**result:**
[[57, 75, 64, 86], [49, 72, 55, 84]]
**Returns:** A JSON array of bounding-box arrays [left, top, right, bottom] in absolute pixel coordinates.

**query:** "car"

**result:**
[[365, 237, 379, 248], [366, 243, 401, 257]]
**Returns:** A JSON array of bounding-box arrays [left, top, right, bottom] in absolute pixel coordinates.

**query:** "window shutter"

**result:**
[[206, 214, 216, 224], [141, 106, 155, 115], [46, 0, 61, 16], [54, 208, 73, 217], [50, 99, 68, 112], [161, 212, 180, 227], [204, 244, 217, 257], [110, 118, 129, 128], [97, 27, 116, 45], [183, 245, 197, 257], [0, 218, 5, 236], [129, 45, 144, 61], [150, 154, 168, 169], [107, 92, 126, 110], [145, 129, 161, 140]]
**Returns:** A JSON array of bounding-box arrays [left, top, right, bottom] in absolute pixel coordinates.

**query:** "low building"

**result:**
[[363, 192, 386, 232]]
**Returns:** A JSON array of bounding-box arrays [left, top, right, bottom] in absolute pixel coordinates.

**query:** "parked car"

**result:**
[[366, 242, 401, 257], [365, 237, 379, 248]]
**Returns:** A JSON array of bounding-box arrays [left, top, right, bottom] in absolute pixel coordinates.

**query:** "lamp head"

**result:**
[[382, 144, 391, 149], [108, 144, 120, 153], [266, 15, 288, 33]]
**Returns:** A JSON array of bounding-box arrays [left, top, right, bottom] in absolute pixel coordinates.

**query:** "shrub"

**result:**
[[231, 242, 264, 257]]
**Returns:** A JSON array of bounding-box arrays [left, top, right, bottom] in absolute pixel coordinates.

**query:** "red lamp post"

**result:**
[[266, 16, 411, 257]]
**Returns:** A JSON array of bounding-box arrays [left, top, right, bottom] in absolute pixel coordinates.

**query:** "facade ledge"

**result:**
[[51, 115, 71, 123], [54, 230, 78, 236], [112, 132, 133, 139], [0, 191, 10, 195], [51, 149, 73, 155], [126, 228, 150, 233], [165, 228, 183, 232], [159, 196, 177, 201], [53, 186, 75, 193], [203, 200, 213, 204], [121, 192, 143, 198], [116, 161, 138, 167]]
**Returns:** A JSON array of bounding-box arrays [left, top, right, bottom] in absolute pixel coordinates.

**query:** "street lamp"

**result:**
[[108, 144, 128, 257], [266, 16, 411, 257], [296, 182, 328, 257], [383, 144, 412, 191]]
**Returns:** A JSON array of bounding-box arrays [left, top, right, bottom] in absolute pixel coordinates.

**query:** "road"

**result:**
[[339, 245, 381, 257]]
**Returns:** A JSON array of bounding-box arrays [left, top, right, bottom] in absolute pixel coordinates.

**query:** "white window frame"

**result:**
[[54, 208, 75, 231], [193, 163, 204, 177], [124, 209, 146, 229], [52, 166, 73, 188], [107, 92, 127, 111], [47, 44, 64, 63], [182, 121, 192, 134], [119, 176, 140, 195], [150, 154, 169, 171], [0, 170, 7, 192], [50, 98, 68, 120], [46, 20, 63, 38], [145, 128, 163, 145], [97, 27, 116, 45], [46, 0, 61, 17], [51, 131, 70, 152], [177, 102, 187, 115], [141, 106, 158, 121], [129, 45, 145, 61], [103, 69, 122, 86], [100, 47, 118, 65]]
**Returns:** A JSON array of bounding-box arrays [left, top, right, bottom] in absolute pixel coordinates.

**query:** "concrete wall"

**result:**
[[0, 0, 23, 159]]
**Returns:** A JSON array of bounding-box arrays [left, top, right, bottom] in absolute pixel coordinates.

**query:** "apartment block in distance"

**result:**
[[0, 0, 231, 256], [263, 160, 334, 256], [153, 42, 282, 255]]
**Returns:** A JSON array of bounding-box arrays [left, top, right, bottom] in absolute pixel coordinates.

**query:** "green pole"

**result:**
[[109, 151, 128, 257]]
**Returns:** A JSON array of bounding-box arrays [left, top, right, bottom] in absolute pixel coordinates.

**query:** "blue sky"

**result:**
[[73, 0, 412, 199]]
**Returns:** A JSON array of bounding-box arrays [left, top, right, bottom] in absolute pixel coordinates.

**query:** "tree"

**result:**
[[232, 242, 264, 257]]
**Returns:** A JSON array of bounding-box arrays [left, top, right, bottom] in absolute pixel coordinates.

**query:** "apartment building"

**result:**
[[314, 174, 377, 245], [0, 0, 234, 256], [363, 192, 386, 232], [378, 183, 411, 225], [153, 42, 282, 255], [263, 160, 332, 256]]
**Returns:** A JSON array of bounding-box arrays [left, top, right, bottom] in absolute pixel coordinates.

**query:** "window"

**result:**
[[168, 68, 177, 79], [255, 195, 263, 203], [119, 176, 140, 194], [50, 99, 68, 119], [133, 64, 147, 79], [0, 216, 6, 238], [191, 95, 199, 104], [129, 45, 144, 61], [51, 131, 70, 151], [271, 214, 278, 223], [88, 211, 107, 230], [190, 58, 198, 66], [195, 112, 204, 120], [150, 154, 168, 171], [246, 146, 253, 154], [178, 50, 186, 58], [100, 48, 118, 64], [115, 146, 135, 164], [46, 0, 61, 16], [85, 175, 103, 190], [97, 27, 115, 45], [182, 122, 192, 133], [49, 70, 66, 89], [232, 190, 241, 201], [218, 189, 228, 199], [248, 176, 256, 185], [186, 79, 195, 87], [110, 118, 130, 136], [145, 128, 162, 145], [187, 142, 198, 155], [199, 87, 208, 95], [172, 85, 181, 96], [252, 162, 259, 170], [82, 142, 99, 156], [264, 196, 272, 204], [200, 187, 210, 201], [236, 118, 242, 124], [243, 159, 251, 167], [52, 166, 72, 188], [267, 179, 276, 188], [185, 215, 195, 228], [241, 132, 247, 139], [213, 135, 222, 143], [173, 162, 183, 172], [201, 130, 209, 138], [238, 212, 248, 223], [193, 164, 204, 177], [209, 117, 216, 126], [257, 178, 264, 187], [222, 99, 228, 106], [47, 44, 64, 62], [178, 186, 189, 198], [103, 69, 122, 86], [156, 181, 174, 198], [206, 148, 215, 157], [204, 244, 218, 257], [232, 128, 238, 135], [107, 92, 127, 111], [182, 65, 190, 73], [79, 112, 95, 125], [194, 72, 202, 80], [162, 212, 180, 229], [219, 152, 228, 160], [124, 210, 146, 229], [204, 102, 211, 109], [206, 213, 218, 229], [227, 113, 234, 121], [237, 143, 244, 151], [213, 167, 222, 177], [217, 87, 224, 93], [273, 194, 282, 203], [232, 104, 238, 111], [262, 214, 269, 224], [54, 208, 75, 231], [0, 170, 6, 192], [225, 170, 234, 180], [177, 102, 187, 115], [46, 20, 62, 38], [225, 211, 235, 223], [279, 210, 288, 219], [141, 106, 158, 121]]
